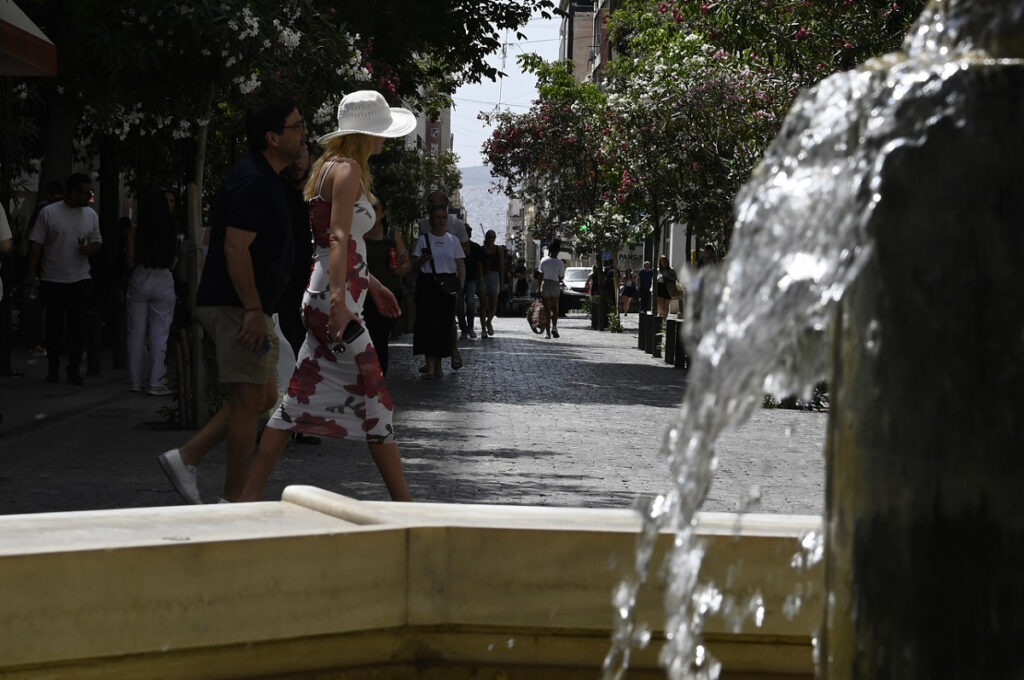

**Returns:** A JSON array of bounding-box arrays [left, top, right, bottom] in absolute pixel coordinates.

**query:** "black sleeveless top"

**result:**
[[482, 245, 501, 273], [136, 215, 177, 269], [364, 230, 401, 294]]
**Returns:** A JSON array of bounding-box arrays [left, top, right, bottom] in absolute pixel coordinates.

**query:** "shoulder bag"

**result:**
[[664, 270, 685, 300], [423, 234, 460, 295]]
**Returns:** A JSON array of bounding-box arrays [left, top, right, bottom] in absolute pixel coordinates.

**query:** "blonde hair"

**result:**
[[304, 133, 377, 202]]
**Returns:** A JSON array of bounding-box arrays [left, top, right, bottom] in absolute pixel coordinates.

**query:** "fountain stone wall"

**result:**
[[823, 60, 1024, 678]]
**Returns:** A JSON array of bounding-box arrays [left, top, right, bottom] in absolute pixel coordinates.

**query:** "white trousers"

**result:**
[[126, 267, 176, 388]]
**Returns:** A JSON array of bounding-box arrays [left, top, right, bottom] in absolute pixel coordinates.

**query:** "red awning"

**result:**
[[0, 0, 57, 77]]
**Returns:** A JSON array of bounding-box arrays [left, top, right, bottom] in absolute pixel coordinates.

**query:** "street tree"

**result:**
[[483, 55, 617, 248], [603, 0, 927, 256], [603, 14, 791, 261]]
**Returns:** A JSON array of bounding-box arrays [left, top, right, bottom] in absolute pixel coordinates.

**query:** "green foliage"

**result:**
[[485, 0, 925, 255], [6, 0, 559, 208], [607, 307, 624, 333], [422, 150, 463, 200], [482, 57, 621, 248], [762, 381, 830, 411], [0, 78, 44, 210], [371, 140, 426, 243]]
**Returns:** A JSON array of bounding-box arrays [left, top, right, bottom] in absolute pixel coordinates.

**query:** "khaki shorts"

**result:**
[[197, 306, 279, 385], [541, 280, 561, 298]]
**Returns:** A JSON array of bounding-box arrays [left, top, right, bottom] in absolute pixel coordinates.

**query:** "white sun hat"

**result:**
[[317, 90, 417, 143]]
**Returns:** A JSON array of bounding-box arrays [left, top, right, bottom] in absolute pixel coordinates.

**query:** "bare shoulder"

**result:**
[[322, 157, 361, 199]]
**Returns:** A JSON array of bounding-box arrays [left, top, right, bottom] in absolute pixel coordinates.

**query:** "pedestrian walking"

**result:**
[[157, 97, 305, 504], [620, 268, 637, 315], [237, 90, 415, 503], [125, 188, 178, 395], [277, 144, 314, 358], [538, 239, 565, 339], [413, 205, 466, 379], [637, 260, 653, 313], [416, 191, 467, 367], [25, 172, 102, 385], [363, 195, 410, 376], [0, 207, 10, 304], [0, 205, 18, 381], [458, 225, 483, 339], [21, 181, 65, 359], [513, 257, 529, 297], [478, 229, 505, 337], [656, 255, 681, 319]]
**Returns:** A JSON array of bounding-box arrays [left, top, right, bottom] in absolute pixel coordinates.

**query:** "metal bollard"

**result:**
[[675, 323, 689, 371], [665, 318, 677, 365], [638, 312, 649, 351], [648, 315, 663, 357]]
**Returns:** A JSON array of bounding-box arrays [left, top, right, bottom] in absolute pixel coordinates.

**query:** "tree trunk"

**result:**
[[184, 89, 215, 429], [685, 221, 693, 270], [96, 136, 125, 370], [35, 87, 80, 202], [821, 62, 1024, 679]]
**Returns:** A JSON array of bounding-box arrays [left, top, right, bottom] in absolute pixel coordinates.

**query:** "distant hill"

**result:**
[[458, 165, 510, 243], [459, 165, 498, 188]]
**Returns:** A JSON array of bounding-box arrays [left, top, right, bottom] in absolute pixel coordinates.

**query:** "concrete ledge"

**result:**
[[0, 487, 822, 678]]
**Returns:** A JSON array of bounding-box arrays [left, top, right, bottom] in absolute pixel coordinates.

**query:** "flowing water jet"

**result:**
[[607, 1, 1024, 677]]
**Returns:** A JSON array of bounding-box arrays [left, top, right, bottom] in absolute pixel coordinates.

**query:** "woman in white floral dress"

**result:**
[[240, 91, 415, 502]]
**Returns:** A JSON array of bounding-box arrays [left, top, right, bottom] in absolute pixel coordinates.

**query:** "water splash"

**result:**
[[604, 1, 1008, 677]]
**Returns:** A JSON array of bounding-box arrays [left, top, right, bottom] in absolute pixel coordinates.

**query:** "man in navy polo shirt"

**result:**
[[158, 98, 306, 504]]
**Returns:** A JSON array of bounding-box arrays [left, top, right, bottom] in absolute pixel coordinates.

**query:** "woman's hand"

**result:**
[[328, 297, 359, 343], [368, 274, 401, 317], [371, 286, 402, 318]]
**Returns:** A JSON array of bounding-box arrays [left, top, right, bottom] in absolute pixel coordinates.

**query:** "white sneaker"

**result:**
[[147, 384, 173, 396], [158, 448, 202, 504]]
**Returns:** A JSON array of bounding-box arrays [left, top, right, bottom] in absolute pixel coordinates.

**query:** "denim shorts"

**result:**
[[479, 270, 500, 294]]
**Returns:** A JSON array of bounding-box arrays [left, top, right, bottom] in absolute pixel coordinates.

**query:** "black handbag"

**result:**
[[422, 234, 460, 295]]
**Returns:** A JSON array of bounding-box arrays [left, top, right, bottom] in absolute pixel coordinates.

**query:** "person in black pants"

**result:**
[[277, 145, 313, 357], [362, 196, 409, 376], [25, 173, 102, 385], [459, 225, 483, 338]]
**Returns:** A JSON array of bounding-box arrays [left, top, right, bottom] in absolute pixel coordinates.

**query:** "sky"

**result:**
[[451, 13, 562, 169]]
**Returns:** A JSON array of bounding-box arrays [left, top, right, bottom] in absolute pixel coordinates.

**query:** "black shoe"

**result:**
[[551, 329, 560, 338], [451, 351, 463, 370]]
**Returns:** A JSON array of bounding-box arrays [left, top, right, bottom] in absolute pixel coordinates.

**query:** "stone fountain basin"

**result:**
[[0, 486, 821, 679]]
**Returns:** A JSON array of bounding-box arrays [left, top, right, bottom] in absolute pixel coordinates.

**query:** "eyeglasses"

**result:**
[[282, 119, 306, 131]]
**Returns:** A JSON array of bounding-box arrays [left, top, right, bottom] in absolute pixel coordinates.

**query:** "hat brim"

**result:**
[[317, 108, 417, 144]]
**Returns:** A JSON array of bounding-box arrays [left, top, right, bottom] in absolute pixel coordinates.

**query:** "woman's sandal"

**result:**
[[451, 351, 463, 370]]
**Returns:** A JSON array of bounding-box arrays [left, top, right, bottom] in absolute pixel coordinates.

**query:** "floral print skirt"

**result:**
[[267, 262, 396, 445]]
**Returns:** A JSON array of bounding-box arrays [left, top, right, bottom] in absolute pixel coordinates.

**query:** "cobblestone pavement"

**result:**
[[0, 312, 826, 516]]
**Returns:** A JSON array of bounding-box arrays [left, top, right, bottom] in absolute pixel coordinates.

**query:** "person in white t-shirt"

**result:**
[[538, 239, 566, 339], [412, 206, 466, 379], [416, 190, 468, 368], [25, 173, 102, 385], [0, 206, 11, 303], [0, 205, 14, 389]]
